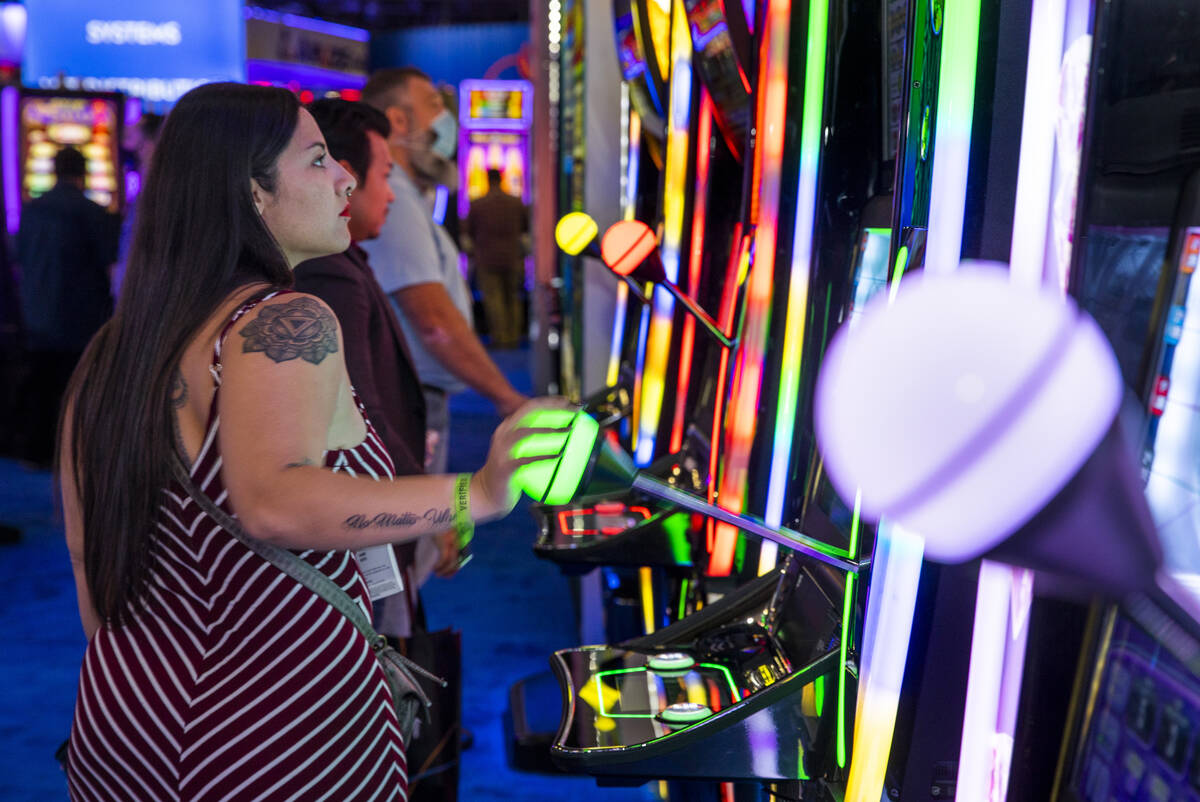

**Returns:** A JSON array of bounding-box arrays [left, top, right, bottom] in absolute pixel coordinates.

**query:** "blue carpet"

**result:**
[[0, 346, 651, 800]]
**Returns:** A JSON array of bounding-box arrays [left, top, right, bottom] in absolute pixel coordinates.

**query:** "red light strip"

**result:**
[[556, 505, 653, 536], [669, 90, 715, 453], [709, 0, 790, 576], [706, 225, 748, 554]]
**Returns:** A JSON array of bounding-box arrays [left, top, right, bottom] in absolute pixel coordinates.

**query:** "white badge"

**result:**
[[354, 545, 405, 600]]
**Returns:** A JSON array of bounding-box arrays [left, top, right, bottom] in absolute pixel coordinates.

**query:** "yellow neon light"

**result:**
[[646, 0, 671, 82], [640, 566, 656, 634], [577, 676, 620, 733]]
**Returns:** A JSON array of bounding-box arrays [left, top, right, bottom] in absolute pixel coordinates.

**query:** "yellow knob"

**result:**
[[555, 212, 599, 256]]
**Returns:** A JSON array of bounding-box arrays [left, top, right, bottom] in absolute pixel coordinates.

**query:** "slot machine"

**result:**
[[1043, 1, 1200, 799], [534, 0, 922, 798], [3, 89, 124, 235]]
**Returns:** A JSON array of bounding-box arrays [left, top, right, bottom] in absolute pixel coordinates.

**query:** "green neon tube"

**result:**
[[765, 0, 829, 527]]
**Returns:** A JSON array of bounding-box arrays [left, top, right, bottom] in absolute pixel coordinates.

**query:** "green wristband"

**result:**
[[453, 473, 474, 548]]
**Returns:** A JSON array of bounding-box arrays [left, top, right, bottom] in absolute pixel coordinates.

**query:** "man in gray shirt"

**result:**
[[362, 67, 528, 473]]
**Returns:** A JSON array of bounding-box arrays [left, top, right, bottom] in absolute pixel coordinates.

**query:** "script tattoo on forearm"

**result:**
[[344, 508, 453, 530], [239, 297, 339, 365]]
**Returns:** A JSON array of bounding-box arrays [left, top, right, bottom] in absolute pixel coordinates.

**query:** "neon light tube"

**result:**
[[669, 89, 714, 453], [634, 0, 692, 466], [608, 287, 631, 387], [956, 562, 1011, 796], [846, 4, 979, 793], [764, 0, 828, 530], [640, 566, 657, 634], [956, 3, 1070, 797], [888, 244, 909, 305], [839, 569, 856, 768], [924, 0, 982, 274], [845, 521, 924, 801], [1008, 0, 1066, 290], [956, 562, 1033, 801], [996, 568, 1034, 796], [609, 103, 642, 387], [2, 85, 18, 235], [757, 542, 780, 577], [710, 0, 791, 576], [836, 490, 863, 767]]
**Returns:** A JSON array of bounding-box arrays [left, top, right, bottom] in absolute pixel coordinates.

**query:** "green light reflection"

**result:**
[[592, 662, 740, 719]]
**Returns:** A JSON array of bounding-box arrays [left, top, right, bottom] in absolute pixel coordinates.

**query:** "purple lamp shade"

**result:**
[[814, 266, 1127, 566]]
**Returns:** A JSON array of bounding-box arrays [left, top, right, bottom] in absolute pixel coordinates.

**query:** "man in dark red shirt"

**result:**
[[294, 100, 459, 636]]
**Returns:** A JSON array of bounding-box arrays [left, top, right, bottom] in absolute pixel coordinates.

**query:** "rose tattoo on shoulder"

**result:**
[[239, 297, 339, 365]]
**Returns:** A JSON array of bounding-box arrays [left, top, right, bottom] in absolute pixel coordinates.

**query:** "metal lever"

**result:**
[[630, 473, 863, 573]]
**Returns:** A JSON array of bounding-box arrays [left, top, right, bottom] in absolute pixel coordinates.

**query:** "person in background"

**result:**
[[293, 98, 460, 642], [112, 112, 163, 301], [16, 146, 118, 467], [59, 81, 562, 800], [464, 168, 528, 349], [361, 67, 529, 474]]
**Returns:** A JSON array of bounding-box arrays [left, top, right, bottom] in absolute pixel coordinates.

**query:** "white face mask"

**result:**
[[428, 109, 457, 160], [400, 109, 459, 192]]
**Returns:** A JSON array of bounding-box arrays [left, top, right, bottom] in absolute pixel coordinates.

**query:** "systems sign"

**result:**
[[23, 0, 245, 106]]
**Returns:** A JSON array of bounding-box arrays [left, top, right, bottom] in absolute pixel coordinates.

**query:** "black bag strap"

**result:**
[[168, 455, 447, 695]]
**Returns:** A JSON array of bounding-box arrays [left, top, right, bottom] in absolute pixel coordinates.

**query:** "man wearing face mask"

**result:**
[[361, 67, 529, 477]]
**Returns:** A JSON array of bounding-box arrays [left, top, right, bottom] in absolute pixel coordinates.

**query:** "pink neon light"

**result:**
[[1, 85, 17, 235], [711, 0, 790, 576]]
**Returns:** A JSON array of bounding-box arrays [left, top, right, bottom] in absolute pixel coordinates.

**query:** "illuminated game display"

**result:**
[[457, 79, 533, 220], [4, 89, 123, 233]]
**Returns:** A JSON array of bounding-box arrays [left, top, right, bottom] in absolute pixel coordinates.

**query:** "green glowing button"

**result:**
[[647, 652, 695, 672], [659, 702, 712, 725], [555, 212, 599, 256], [512, 410, 601, 505], [930, 0, 944, 34]]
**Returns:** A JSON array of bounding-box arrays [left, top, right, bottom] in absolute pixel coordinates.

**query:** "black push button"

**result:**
[[1154, 701, 1190, 773], [1126, 677, 1157, 744]]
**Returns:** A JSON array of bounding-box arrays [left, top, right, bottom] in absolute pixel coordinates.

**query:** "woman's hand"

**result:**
[[470, 396, 579, 520]]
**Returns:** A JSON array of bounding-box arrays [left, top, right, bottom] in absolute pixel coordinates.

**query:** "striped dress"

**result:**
[[68, 291, 408, 801]]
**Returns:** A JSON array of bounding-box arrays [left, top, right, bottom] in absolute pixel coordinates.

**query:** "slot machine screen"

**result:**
[[1071, 226, 1169, 389], [1064, 603, 1200, 802], [848, 227, 892, 327], [457, 80, 531, 218], [19, 92, 122, 213]]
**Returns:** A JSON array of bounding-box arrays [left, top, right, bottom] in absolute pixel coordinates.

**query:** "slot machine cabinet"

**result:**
[[6, 89, 124, 234], [1049, 1, 1200, 800]]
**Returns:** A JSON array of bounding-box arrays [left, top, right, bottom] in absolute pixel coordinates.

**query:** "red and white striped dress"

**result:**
[[68, 291, 408, 801]]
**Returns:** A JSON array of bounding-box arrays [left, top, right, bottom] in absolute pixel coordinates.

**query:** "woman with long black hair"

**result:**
[[59, 82, 555, 801]]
